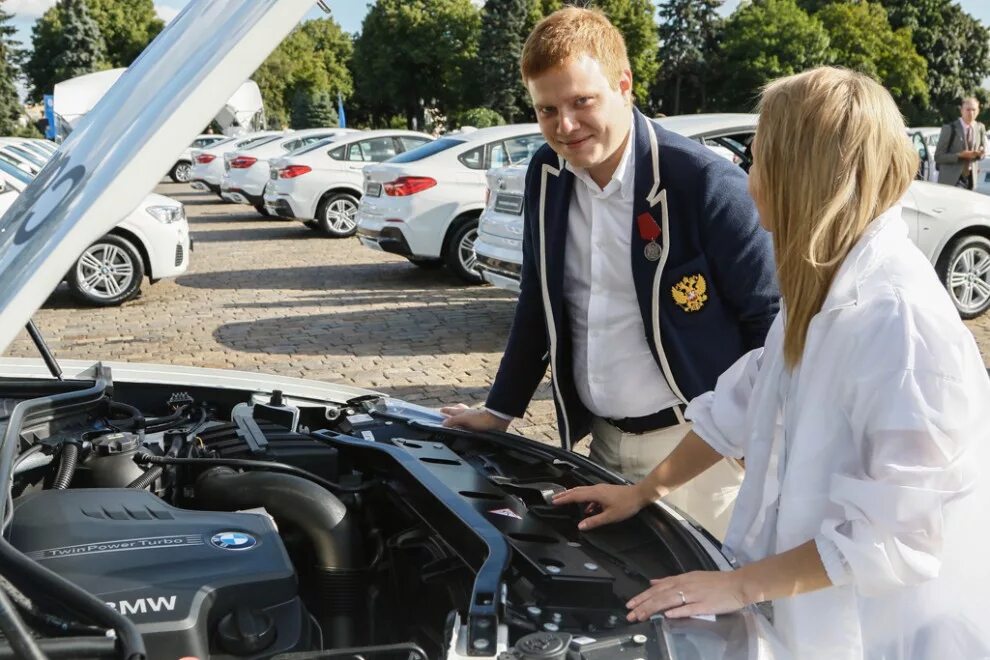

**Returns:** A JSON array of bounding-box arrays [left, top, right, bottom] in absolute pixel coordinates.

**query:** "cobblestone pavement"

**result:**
[[6, 182, 990, 448]]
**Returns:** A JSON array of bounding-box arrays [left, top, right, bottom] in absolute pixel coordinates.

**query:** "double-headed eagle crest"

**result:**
[[671, 274, 708, 312]]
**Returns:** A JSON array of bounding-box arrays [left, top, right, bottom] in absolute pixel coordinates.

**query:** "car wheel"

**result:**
[[937, 234, 990, 319], [444, 219, 483, 284], [407, 257, 443, 269], [68, 235, 145, 306], [316, 192, 359, 237], [253, 203, 271, 217], [170, 161, 192, 183]]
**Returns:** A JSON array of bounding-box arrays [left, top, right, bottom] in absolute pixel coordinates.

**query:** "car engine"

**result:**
[[0, 365, 725, 659]]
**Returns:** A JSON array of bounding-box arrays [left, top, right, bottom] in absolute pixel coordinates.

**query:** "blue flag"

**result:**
[[337, 92, 346, 128], [43, 95, 57, 140]]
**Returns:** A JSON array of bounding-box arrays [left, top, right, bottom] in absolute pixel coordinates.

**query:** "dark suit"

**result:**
[[486, 109, 780, 449]]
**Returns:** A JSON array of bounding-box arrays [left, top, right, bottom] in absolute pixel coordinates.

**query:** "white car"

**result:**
[[188, 130, 282, 198], [0, 151, 190, 306], [910, 125, 990, 195], [355, 124, 545, 282], [264, 129, 433, 236], [475, 115, 990, 319], [0, 137, 50, 175], [169, 134, 227, 183], [220, 128, 358, 215]]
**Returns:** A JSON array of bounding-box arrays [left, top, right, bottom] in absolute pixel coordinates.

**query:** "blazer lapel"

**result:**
[[630, 109, 667, 314], [539, 154, 574, 321]]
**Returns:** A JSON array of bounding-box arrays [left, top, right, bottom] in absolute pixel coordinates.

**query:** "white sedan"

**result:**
[[188, 130, 282, 198], [264, 129, 433, 236], [0, 154, 190, 306], [355, 124, 545, 282], [220, 127, 358, 214], [477, 115, 990, 319]]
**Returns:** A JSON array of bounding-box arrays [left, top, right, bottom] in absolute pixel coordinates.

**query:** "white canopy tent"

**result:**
[[53, 68, 265, 136]]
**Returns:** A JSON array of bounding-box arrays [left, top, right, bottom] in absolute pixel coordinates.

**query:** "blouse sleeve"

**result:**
[[815, 365, 986, 596], [685, 345, 765, 460]]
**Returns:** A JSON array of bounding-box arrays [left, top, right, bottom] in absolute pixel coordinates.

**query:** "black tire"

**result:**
[[407, 257, 443, 269], [253, 203, 271, 217], [935, 234, 990, 319], [67, 234, 145, 306], [169, 161, 192, 183], [316, 192, 360, 237], [443, 218, 483, 284], [303, 220, 320, 230]]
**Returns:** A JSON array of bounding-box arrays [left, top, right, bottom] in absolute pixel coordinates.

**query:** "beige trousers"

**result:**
[[588, 417, 743, 540]]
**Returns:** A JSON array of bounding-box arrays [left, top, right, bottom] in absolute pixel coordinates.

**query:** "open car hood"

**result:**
[[0, 0, 314, 355]]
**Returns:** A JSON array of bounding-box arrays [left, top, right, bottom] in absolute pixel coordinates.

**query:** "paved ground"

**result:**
[[6, 181, 990, 448]]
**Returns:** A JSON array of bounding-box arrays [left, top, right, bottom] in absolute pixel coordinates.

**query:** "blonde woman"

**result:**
[[553, 67, 990, 658]]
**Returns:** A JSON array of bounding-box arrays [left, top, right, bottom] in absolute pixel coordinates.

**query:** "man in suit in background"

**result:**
[[935, 97, 987, 190], [441, 7, 778, 538]]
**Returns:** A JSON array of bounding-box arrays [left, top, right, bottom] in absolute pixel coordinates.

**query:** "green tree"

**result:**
[[0, 0, 23, 135], [880, 0, 990, 125], [352, 0, 481, 129], [50, 0, 106, 86], [815, 2, 927, 109], [655, 0, 723, 114], [589, 0, 659, 106], [252, 18, 353, 129], [478, 0, 530, 122], [453, 107, 506, 128], [716, 0, 830, 111], [290, 88, 339, 129], [26, 0, 162, 101], [86, 0, 163, 68]]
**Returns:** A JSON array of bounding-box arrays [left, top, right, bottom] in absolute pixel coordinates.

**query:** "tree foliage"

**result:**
[[25, 0, 162, 101], [352, 0, 481, 129], [453, 107, 506, 128], [815, 2, 927, 108], [587, 0, 659, 106], [716, 0, 830, 111], [478, 0, 530, 123], [290, 89, 339, 129], [252, 18, 353, 129], [879, 0, 990, 124], [655, 0, 722, 114], [50, 0, 106, 87], [0, 0, 23, 135]]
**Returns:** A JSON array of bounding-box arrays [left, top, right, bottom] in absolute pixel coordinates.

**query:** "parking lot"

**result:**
[[6, 181, 990, 448]]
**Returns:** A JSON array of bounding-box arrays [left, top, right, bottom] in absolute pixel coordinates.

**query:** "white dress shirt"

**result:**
[[563, 118, 679, 419], [686, 205, 990, 658]]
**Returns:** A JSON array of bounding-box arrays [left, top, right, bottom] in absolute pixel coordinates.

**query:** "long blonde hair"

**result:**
[[754, 67, 918, 366]]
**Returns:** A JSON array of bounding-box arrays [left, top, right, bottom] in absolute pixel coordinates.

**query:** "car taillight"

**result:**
[[279, 165, 311, 179], [230, 156, 257, 169], [384, 176, 437, 196], [195, 154, 216, 164]]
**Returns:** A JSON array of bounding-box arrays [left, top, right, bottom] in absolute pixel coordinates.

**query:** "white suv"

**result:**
[[355, 124, 544, 282], [264, 129, 433, 236], [0, 156, 190, 306], [220, 128, 358, 215], [169, 134, 227, 183], [188, 131, 281, 198]]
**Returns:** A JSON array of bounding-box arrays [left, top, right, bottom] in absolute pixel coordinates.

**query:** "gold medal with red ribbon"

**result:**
[[637, 211, 662, 261]]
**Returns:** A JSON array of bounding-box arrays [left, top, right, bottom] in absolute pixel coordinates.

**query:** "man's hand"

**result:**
[[960, 149, 983, 161], [551, 483, 657, 531], [440, 404, 511, 432]]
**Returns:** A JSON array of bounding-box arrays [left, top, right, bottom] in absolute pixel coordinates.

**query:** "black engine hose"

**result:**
[[0, 583, 44, 660], [52, 443, 79, 490], [108, 401, 145, 430], [0, 637, 117, 659], [0, 538, 146, 660], [125, 466, 162, 490], [196, 468, 362, 648]]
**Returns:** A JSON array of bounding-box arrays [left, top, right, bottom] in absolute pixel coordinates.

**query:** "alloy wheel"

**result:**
[[325, 197, 357, 233], [458, 227, 479, 274], [948, 245, 990, 315], [174, 162, 192, 183], [76, 243, 136, 301]]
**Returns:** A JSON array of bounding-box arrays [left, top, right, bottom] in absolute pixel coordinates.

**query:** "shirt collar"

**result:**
[[820, 204, 906, 312], [565, 113, 636, 201]]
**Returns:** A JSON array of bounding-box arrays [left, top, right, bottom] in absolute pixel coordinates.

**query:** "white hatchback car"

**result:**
[[188, 130, 282, 198], [169, 134, 227, 183], [264, 129, 433, 236], [355, 124, 544, 282], [0, 154, 190, 306], [220, 128, 358, 214], [476, 115, 990, 319]]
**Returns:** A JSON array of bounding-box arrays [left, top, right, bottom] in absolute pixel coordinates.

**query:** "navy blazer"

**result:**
[[487, 109, 780, 448]]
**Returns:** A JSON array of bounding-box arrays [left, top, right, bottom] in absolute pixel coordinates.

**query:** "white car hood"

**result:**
[[0, 0, 314, 355]]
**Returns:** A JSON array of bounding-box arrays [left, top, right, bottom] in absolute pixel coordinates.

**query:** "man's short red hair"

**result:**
[[519, 6, 630, 89]]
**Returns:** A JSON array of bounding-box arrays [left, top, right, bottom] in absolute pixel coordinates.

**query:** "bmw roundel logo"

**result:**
[[210, 531, 257, 551]]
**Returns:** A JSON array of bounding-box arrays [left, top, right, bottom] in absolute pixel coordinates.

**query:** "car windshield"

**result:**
[[0, 156, 33, 185], [18, 141, 53, 161], [386, 137, 464, 163], [200, 136, 233, 149], [290, 134, 351, 156], [3, 145, 46, 168], [237, 135, 280, 150]]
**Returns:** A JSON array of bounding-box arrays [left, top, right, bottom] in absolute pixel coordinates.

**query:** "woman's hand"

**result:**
[[550, 483, 656, 530], [625, 570, 749, 621]]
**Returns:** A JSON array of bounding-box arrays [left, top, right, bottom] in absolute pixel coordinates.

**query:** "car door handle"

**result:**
[[931, 207, 945, 214]]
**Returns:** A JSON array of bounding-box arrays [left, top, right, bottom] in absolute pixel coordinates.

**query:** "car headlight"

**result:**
[[147, 204, 185, 224]]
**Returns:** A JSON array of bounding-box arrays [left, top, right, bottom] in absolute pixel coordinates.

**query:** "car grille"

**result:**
[[174, 244, 184, 267]]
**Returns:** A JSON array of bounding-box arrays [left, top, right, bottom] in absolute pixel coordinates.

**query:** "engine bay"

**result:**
[[0, 364, 725, 660]]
